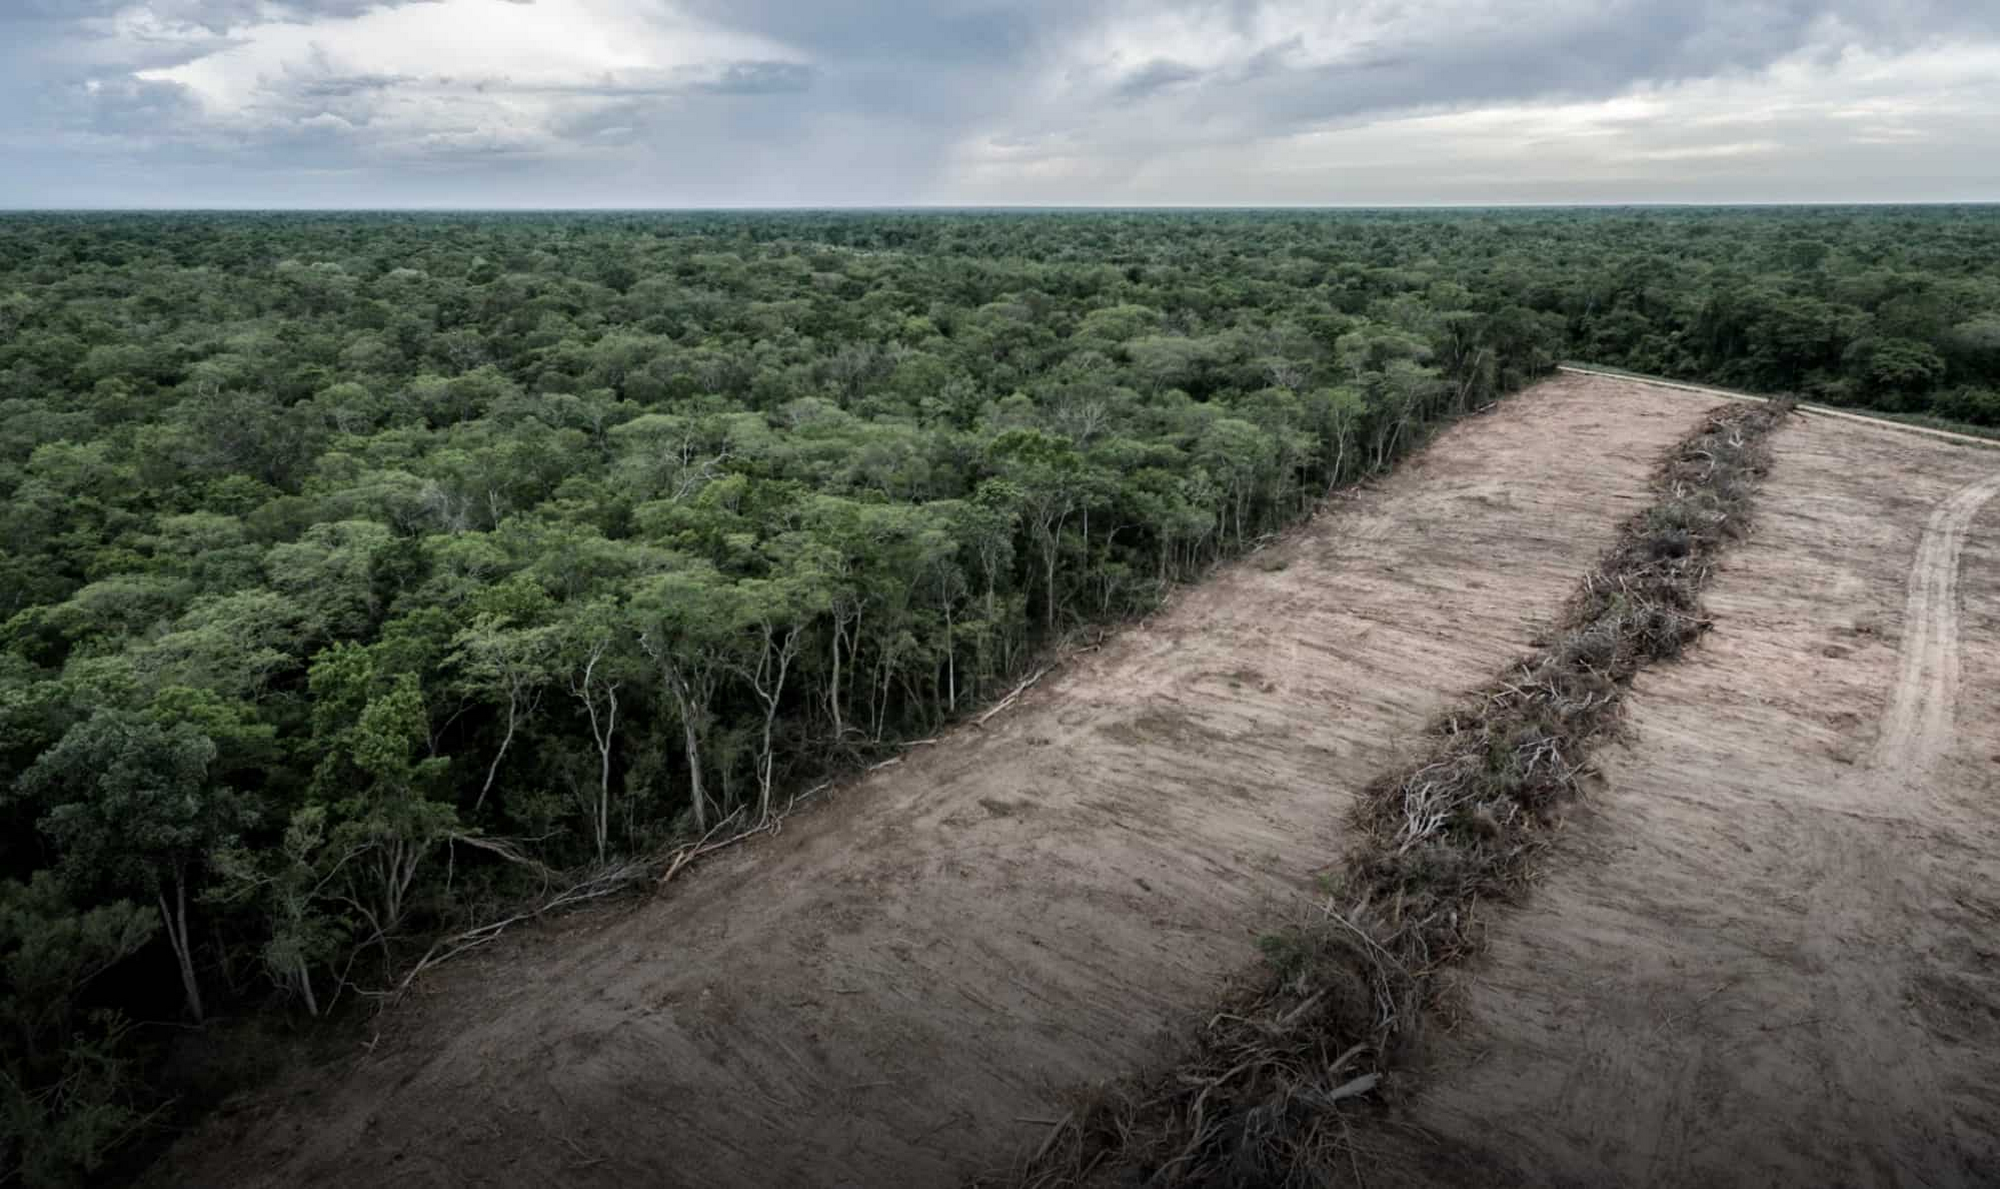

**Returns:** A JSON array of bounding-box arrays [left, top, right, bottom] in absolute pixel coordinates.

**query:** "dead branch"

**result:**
[[976, 666, 1052, 727]]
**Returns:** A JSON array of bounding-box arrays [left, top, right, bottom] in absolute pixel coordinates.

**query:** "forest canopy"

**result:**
[[2, 206, 1997, 1183]]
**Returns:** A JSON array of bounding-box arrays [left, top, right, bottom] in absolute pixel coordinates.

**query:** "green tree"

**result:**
[[1845, 337, 1950, 409], [449, 612, 560, 815], [13, 711, 249, 1022], [558, 601, 635, 862], [726, 561, 831, 821], [634, 565, 735, 831], [307, 646, 456, 954], [1, 874, 156, 1188], [987, 429, 1086, 630], [210, 806, 346, 1018]]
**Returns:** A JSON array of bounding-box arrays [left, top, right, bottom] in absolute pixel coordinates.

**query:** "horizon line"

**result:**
[[3, 200, 1998, 214]]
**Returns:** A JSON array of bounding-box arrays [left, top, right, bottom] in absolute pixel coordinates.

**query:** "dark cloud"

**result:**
[[70, 76, 206, 135], [1112, 59, 1204, 102], [292, 72, 416, 99], [697, 60, 815, 95], [0, 1, 442, 36], [152, 2, 442, 32], [672, 0, 1070, 66], [2, 1, 128, 22], [481, 60, 815, 98]]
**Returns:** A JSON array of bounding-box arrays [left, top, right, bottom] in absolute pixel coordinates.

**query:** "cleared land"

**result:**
[[1366, 412, 2000, 1186], [158, 374, 1707, 1188]]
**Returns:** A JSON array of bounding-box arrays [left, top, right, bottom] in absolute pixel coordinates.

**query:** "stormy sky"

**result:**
[[3, 0, 1997, 207]]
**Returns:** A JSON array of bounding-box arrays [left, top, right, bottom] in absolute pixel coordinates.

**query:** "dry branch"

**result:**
[[378, 855, 655, 1003], [657, 809, 761, 887], [977, 666, 1053, 727]]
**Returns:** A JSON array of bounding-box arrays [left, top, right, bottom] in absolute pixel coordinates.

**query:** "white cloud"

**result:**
[[130, 0, 800, 156]]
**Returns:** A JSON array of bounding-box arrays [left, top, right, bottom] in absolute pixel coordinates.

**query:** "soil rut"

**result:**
[[156, 375, 1708, 1189]]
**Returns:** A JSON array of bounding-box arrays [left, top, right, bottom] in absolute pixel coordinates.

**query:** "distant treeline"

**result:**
[[1, 206, 1995, 1184], [1525, 207, 2000, 424]]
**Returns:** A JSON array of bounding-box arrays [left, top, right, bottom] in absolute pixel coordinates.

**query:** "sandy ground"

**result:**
[[156, 374, 1707, 1189], [1366, 411, 2000, 1187]]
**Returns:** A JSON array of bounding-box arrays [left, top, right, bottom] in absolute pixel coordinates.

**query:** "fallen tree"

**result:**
[[988, 398, 1791, 1188]]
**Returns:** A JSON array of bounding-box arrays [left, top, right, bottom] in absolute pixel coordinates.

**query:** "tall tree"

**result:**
[[13, 711, 249, 1022]]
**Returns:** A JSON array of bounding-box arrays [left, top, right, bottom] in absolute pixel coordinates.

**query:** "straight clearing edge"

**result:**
[[985, 397, 1793, 1188]]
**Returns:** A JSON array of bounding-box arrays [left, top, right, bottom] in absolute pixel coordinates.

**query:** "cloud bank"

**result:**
[[2, 0, 1996, 206]]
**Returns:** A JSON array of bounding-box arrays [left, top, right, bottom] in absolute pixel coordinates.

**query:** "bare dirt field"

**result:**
[[155, 374, 1708, 1189], [1364, 411, 2000, 1187]]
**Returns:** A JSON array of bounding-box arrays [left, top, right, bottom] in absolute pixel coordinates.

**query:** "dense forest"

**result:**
[[2, 206, 1997, 1183]]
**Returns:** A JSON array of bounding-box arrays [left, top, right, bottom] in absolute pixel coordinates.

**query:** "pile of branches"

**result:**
[[988, 400, 1789, 1189]]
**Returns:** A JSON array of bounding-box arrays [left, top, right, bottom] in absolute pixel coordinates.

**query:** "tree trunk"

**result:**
[[879, 654, 894, 740], [1325, 430, 1348, 496], [676, 692, 708, 833], [294, 955, 320, 1018], [757, 707, 777, 821], [596, 688, 617, 861], [474, 688, 519, 813], [1043, 539, 1058, 630], [575, 646, 620, 863], [828, 623, 843, 742], [745, 624, 800, 822], [160, 874, 204, 1023]]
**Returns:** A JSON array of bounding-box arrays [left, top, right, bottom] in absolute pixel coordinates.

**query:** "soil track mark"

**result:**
[[1811, 467, 2000, 1189], [152, 375, 1710, 1189], [1873, 472, 2000, 782]]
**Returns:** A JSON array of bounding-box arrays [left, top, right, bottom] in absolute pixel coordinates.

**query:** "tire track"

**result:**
[[1870, 472, 2000, 783], [1804, 469, 2000, 1189]]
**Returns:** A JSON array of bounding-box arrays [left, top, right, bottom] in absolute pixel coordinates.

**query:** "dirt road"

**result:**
[[158, 375, 1709, 1188], [1368, 411, 2000, 1187], [1875, 473, 2000, 782], [1557, 364, 2000, 452]]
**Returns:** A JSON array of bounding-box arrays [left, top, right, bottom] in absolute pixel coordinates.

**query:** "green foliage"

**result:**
[[1, 875, 156, 1187], [16, 715, 226, 885]]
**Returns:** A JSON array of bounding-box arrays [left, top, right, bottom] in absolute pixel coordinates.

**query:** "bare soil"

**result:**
[[155, 374, 1705, 1189], [1363, 411, 2000, 1187]]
